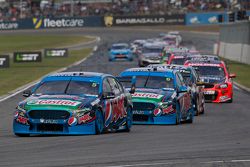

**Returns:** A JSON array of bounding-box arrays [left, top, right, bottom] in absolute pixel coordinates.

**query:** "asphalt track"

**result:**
[[1, 28, 250, 167]]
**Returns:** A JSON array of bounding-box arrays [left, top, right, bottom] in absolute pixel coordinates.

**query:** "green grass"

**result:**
[[0, 35, 93, 54], [223, 58, 250, 88], [0, 48, 92, 95]]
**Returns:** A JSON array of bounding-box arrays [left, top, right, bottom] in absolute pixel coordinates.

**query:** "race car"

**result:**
[[148, 64, 205, 115], [168, 52, 188, 65], [161, 47, 189, 64], [185, 60, 236, 103], [109, 43, 133, 61], [13, 72, 133, 136], [138, 43, 164, 67], [120, 67, 194, 125]]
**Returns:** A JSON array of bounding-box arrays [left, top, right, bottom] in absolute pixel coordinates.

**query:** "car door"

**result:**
[[102, 77, 114, 128], [107, 77, 127, 125], [176, 72, 192, 118]]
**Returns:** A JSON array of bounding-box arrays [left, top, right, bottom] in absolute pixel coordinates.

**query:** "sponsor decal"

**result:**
[[33, 18, 43, 29], [190, 17, 200, 24], [27, 100, 81, 106], [68, 117, 77, 126], [78, 113, 92, 124], [113, 15, 184, 26], [44, 48, 68, 57], [16, 116, 29, 125], [40, 119, 58, 124], [14, 52, 42, 63], [153, 108, 162, 117], [132, 93, 163, 99], [0, 55, 10, 68], [133, 110, 145, 115], [33, 18, 85, 29], [91, 99, 100, 106], [104, 96, 126, 127], [208, 16, 218, 23], [116, 17, 165, 24], [162, 105, 174, 114], [0, 22, 19, 30], [189, 63, 221, 67], [204, 90, 215, 95], [104, 15, 113, 27]]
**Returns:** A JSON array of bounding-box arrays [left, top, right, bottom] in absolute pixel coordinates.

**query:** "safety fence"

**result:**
[[219, 21, 250, 64]]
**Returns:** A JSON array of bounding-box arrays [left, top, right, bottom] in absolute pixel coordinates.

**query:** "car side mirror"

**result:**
[[229, 73, 236, 78], [103, 92, 115, 99], [23, 90, 31, 97], [178, 86, 188, 93], [129, 84, 136, 94]]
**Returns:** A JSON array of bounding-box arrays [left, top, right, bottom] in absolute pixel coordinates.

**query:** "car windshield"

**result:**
[[112, 44, 128, 50], [34, 80, 99, 96], [171, 58, 186, 65], [193, 66, 225, 77], [180, 70, 193, 85], [142, 47, 162, 54], [121, 75, 174, 89]]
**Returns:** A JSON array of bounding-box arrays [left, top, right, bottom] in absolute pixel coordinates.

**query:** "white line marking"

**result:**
[[93, 46, 98, 52], [231, 159, 250, 162], [203, 160, 225, 164], [104, 162, 178, 167], [233, 85, 240, 90], [105, 159, 250, 167], [0, 45, 97, 103], [0, 83, 38, 103]]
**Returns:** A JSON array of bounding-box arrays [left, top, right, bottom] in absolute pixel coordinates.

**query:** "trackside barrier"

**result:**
[[219, 21, 250, 65]]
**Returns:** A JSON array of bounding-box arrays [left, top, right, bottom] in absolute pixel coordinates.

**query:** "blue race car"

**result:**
[[13, 72, 133, 136], [109, 43, 133, 61], [148, 64, 205, 116], [120, 67, 194, 125]]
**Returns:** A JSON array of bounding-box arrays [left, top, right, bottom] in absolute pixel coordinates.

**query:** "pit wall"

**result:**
[[219, 21, 250, 64]]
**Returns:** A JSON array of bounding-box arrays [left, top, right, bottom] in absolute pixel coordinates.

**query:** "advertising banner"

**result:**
[[104, 14, 185, 27], [185, 12, 226, 25], [13, 52, 42, 63], [44, 48, 68, 57], [0, 55, 10, 68]]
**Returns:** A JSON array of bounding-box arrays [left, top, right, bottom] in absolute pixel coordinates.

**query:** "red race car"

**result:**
[[184, 60, 236, 103]]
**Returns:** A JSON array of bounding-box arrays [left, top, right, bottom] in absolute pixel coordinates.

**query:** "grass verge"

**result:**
[[223, 58, 250, 88], [0, 48, 92, 95], [0, 35, 93, 54]]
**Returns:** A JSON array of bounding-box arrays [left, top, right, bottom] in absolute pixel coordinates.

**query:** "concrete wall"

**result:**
[[219, 21, 250, 64]]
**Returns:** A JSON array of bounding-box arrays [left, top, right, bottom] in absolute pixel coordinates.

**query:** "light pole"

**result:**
[[70, 0, 74, 17]]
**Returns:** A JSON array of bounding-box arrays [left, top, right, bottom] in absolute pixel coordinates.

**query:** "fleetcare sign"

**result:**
[[27, 100, 81, 106]]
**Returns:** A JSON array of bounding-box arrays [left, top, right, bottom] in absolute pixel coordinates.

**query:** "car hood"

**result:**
[[142, 53, 161, 58], [132, 88, 176, 103], [200, 76, 225, 84], [20, 95, 99, 112]]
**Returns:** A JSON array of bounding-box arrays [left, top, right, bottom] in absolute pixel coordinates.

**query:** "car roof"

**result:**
[[112, 43, 128, 46], [121, 67, 175, 77], [46, 72, 110, 79]]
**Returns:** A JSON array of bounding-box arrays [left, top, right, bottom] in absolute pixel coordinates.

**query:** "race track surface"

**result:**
[[0, 28, 250, 167]]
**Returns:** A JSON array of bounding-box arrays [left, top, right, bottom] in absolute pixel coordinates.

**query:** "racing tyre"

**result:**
[[194, 98, 199, 116], [186, 109, 194, 124], [15, 133, 29, 137], [124, 107, 133, 132], [175, 103, 181, 125], [227, 98, 233, 103], [95, 111, 104, 135]]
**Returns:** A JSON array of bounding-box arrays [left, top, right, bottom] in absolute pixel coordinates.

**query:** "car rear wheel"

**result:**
[[175, 103, 181, 125], [186, 109, 194, 124], [95, 111, 104, 135]]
